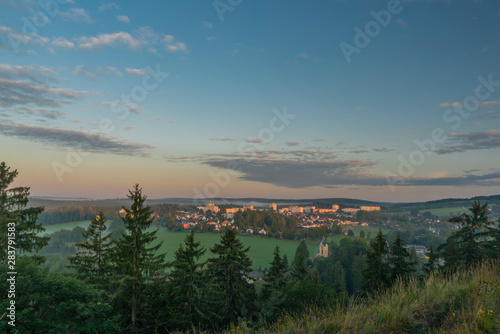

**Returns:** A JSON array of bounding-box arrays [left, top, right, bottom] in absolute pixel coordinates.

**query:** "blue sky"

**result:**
[[1, 0, 499, 202]]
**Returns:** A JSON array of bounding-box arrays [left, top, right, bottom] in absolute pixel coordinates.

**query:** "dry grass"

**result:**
[[237, 261, 499, 334]]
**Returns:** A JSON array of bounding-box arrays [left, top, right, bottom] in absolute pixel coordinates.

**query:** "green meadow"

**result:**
[[40, 221, 389, 270], [425, 206, 470, 217]]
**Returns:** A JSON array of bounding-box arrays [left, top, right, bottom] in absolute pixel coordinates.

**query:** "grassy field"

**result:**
[[40, 222, 388, 270], [40, 220, 92, 235], [425, 206, 470, 217], [152, 229, 316, 270]]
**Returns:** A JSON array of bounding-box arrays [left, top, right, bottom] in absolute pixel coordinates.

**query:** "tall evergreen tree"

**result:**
[[0, 162, 48, 263], [68, 212, 114, 287], [437, 236, 462, 271], [261, 245, 287, 299], [438, 201, 497, 269], [290, 240, 311, 281], [208, 229, 256, 328], [422, 244, 437, 276], [389, 234, 415, 283], [168, 230, 215, 331], [449, 200, 490, 266], [260, 245, 288, 324], [112, 184, 167, 332], [362, 229, 390, 293], [332, 260, 347, 296]]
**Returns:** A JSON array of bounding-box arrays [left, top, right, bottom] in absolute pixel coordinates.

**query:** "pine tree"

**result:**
[[68, 212, 114, 287], [260, 245, 288, 324], [168, 230, 215, 331], [208, 229, 256, 328], [449, 200, 490, 266], [332, 260, 347, 296], [422, 244, 437, 276], [0, 162, 49, 263], [112, 184, 167, 332], [389, 234, 415, 283], [290, 239, 311, 281], [362, 229, 390, 293], [261, 245, 287, 299], [439, 201, 497, 269], [283, 253, 289, 267]]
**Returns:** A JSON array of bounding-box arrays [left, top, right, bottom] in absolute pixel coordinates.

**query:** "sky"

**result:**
[[0, 0, 499, 203]]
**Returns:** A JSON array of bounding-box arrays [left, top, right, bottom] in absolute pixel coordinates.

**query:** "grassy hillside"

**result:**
[[255, 261, 500, 334]]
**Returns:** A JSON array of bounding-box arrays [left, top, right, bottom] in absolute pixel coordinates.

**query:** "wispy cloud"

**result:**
[[116, 15, 130, 24], [284, 141, 300, 146], [51, 37, 75, 49], [208, 137, 239, 142], [59, 8, 92, 24], [438, 102, 462, 108], [98, 2, 119, 11], [0, 78, 82, 108], [0, 64, 58, 83], [0, 122, 154, 157], [373, 147, 395, 153], [125, 68, 146, 76], [436, 130, 500, 154]]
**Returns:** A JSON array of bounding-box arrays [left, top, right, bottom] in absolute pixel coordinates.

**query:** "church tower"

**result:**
[[319, 236, 328, 257]]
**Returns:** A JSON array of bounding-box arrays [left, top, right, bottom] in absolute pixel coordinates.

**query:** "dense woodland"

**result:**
[[1, 161, 500, 333]]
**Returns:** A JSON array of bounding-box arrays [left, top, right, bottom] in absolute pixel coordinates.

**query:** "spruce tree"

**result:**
[[168, 230, 215, 331], [207, 229, 256, 328], [260, 245, 288, 323], [290, 239, 311, 281], [112, 184, 167, 332], [422, 244, 437, 276], [362, 229, 390, 293], [389, 234, 415, 283], [332, 260, 347, 296], [68, 212, 113, 287], [439, 201, 497, 269], [261, 245, 287, 299], [0, 162, 49, 263], [449, 200, 492, 266]]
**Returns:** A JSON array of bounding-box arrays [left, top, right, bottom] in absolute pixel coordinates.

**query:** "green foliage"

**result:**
[[0, 257, 120, 333], [438, 201, 499, 270], [208, 229, 257, 328], [362, 229, 390, 293], [68, 212, 114, 287], [111, 184, 168, 332], [260, 245, 289, 324], [168, 230, 216, 331], [0, 162, 49, 263], [389, 233, 416, 284]]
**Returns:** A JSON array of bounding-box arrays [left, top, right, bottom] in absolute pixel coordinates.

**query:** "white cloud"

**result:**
[[116, 15, 130, 24], [163, 35, 175, 43], [125, 68, 146, 76], [165, 42, 187, 53], [59, 8, 92, 24], [76, 31, 141, 50], [98, 3, 119, 11], [202, 21, 213, 29], [438, 102, 462, 108], [50, 37, 75, 49]]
